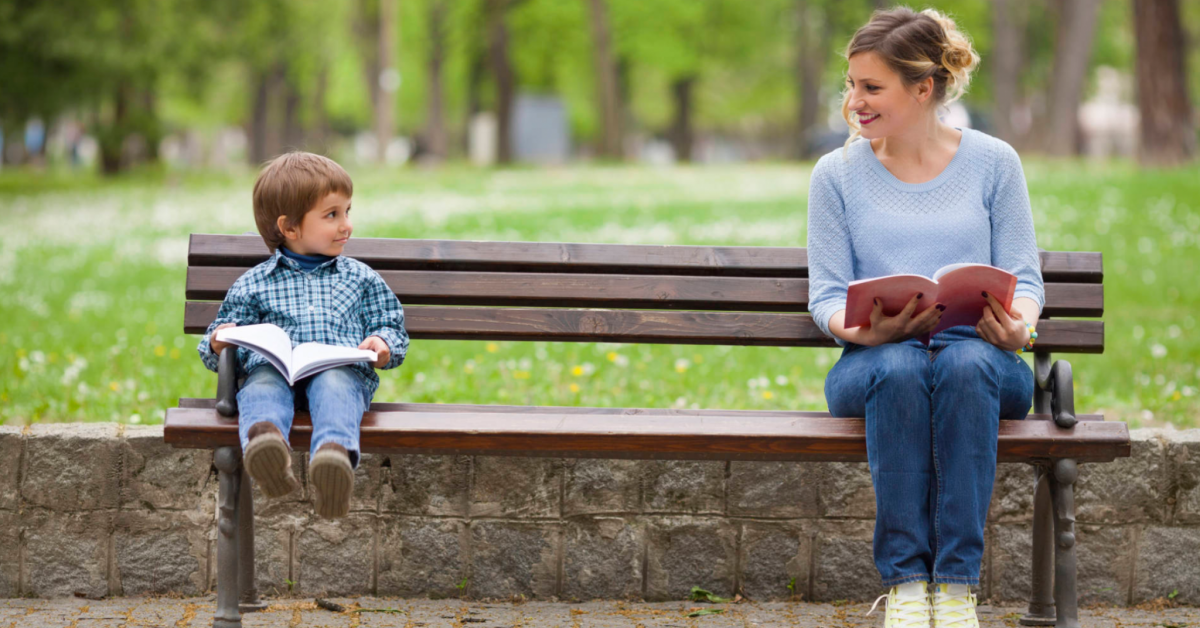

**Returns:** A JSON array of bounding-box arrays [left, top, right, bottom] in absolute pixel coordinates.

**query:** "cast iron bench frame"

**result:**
[[165, 233, 1127, 628]]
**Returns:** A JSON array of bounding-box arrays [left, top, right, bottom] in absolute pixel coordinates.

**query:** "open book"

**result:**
[[216, 324, 378, 385], [843, 263, 1018, 344]]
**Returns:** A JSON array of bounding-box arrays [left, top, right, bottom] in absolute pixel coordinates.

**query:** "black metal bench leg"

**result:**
[[1021, 463, 1057, 626], [1050, 458, 1080, 628], [238, 469, 268, 612], [214, 447, 243, 628]]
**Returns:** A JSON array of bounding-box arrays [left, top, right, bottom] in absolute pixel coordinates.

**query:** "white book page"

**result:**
[[933, 263, 996, 281], [216, 324, 295, 381], [291, 343, 377, 383], [849, 273, 930, 287]]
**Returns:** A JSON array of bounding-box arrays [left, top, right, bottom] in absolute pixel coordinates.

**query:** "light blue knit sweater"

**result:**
[[806, 128, 1045, 347]]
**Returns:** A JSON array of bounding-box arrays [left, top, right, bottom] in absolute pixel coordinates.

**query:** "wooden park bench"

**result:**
[[165, 233, 1126, 628]]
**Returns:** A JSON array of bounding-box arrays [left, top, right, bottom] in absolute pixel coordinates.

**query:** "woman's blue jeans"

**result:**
[[236, 365, 373, 468], [823, 325, 1034, 586]]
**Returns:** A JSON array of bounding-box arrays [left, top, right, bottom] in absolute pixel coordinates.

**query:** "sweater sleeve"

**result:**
[[806, 154, 852, 348], [989, 142, 1045, 312]]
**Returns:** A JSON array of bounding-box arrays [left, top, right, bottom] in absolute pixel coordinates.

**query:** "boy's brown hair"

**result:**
[[253, 152, 354, 252]]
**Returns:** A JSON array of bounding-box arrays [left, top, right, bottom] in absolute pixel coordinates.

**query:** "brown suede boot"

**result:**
[[243, 422, 300, 498], [309, 442, 354, 519]]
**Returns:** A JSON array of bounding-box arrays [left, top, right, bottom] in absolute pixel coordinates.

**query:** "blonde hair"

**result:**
[[839, 7, 980, 151], [252, 152, 354, 252]]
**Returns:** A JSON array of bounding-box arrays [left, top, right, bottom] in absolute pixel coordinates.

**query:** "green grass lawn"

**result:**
[[0, 161, 1196, 427]]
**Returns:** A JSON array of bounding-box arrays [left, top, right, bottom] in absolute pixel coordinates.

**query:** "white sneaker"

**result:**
[[930, 583, 979, 628], [867, 581, 931, 627]]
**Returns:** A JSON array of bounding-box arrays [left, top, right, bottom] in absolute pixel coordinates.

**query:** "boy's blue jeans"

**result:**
[[823, 325, 1034, 587], [237, 365, 373, 468]]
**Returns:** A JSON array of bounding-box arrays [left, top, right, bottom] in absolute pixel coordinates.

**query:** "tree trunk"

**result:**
[[669, 76, 696, 163], [487, 0, 516, 164], [247, 70, 271, 165], [355, 0, 382, 162], [375, 0, 397, 164], [795, 0, 831, 159], [425, 0, 448, 160], [100, 82, 130, 175], [283, 75, 303, 152], [1044, 0, 1099, 156], [263, 64, 286, 160], [586, 0, 622, 159], [991, 0, 1028, 145], [310, 61, 331, 155], [1134, 0, 1195, 166]]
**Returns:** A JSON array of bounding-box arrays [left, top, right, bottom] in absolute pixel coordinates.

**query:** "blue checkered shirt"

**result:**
[[197, 249, 408, 396]]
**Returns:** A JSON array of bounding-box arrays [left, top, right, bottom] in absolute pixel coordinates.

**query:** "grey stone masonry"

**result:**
[[0, 424, 1197, 604]]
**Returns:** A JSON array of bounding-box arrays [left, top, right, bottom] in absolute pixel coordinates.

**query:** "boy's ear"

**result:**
[[276, 215, 297, 241]]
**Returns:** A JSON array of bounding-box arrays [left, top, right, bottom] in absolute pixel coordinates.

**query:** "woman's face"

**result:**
[[845, 52, 933, 139]]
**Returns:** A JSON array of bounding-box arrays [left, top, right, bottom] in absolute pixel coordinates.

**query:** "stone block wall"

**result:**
[[1, 424, 1198, 604]]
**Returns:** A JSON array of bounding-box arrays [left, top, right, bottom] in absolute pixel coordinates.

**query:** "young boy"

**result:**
[[197, 152, 408, 518]]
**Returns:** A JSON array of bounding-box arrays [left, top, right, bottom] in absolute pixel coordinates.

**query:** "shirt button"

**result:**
[[308, 306, 315, 312]]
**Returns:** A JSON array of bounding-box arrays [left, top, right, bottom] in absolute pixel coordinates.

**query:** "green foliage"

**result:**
[[6, 162, 1196, 428]]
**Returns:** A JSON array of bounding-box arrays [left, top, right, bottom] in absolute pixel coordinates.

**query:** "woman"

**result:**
[[806, 8, 1044, 628]]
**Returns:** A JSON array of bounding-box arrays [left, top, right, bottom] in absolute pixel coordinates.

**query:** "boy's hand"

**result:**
[[359, 336, 390, 368], [209, 323, 237, 356]]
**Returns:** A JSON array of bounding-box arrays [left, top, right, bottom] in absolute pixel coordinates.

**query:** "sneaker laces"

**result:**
[[931, 584, 979, 628], [867, 583, 931, 628]]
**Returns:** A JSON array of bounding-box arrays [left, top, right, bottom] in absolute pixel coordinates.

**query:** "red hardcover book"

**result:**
[[842, 263, 1018, 345]]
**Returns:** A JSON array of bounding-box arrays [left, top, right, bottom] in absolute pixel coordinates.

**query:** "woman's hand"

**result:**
[[359, 335, 391, 368], [859, 293, 945, 347], [976, 292, 1030, 352]]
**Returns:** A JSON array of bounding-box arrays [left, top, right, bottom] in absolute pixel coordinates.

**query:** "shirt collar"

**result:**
[[267, 247, 344, 275]]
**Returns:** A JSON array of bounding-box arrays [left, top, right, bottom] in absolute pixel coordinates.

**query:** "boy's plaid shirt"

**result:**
[[197, 249, 408, 396]]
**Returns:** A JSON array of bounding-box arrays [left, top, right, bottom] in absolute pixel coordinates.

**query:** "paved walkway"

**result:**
[[1, 597, 1196, 627]]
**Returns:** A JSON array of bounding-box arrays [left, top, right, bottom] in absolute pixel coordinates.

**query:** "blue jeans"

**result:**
[[237, 365, 373, 468], [823, 325, 1034, 586]]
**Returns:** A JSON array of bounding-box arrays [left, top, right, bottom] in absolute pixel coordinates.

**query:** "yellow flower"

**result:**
[[16, 348, 26, 358], [110, 381, 120, 392], [572, 365, 584, 376], [514, 370, 531, 379], [486, 343, 499, 353], [169, 348, 181, 360], [762, 390, 774, 400], [569, 383, 580, 393], [154, 345, 166, 357], [1173, 391, 1183, 401], [607, 352, 619, 362], [674, 358, 690, 373]]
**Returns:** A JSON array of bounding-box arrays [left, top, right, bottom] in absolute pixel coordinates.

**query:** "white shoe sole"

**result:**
[[309, 450, 354, 519]]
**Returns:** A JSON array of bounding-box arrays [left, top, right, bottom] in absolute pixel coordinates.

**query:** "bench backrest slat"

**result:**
[[185, 266, 1103, 317], [189, 234, 1103, 282], [184, 234, 1104, 353], [184, 302, 1104, 352]]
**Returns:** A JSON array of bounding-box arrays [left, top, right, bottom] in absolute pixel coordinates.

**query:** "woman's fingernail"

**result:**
[[937, 304, 946, 311], [982, 291, 988, 298], [874, 298, 879, 305], [917, 293, 924, 299]]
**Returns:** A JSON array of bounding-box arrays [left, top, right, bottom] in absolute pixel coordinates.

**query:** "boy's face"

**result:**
[[278, 191, 353, 256]]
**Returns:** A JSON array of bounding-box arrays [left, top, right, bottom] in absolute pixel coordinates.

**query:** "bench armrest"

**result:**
[[215, 349, 238, 417], [1035, 356, 1076, 429]]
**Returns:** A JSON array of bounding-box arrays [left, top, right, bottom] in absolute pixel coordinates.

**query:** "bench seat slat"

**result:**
[[164, 406, 1126, 463], [185, 267, 1104, 317], [183, 302, 1105, 352], [187, 234, 1103, 283]]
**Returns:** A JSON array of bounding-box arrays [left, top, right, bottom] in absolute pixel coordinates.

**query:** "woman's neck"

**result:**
[[872, 118, 960, 165]]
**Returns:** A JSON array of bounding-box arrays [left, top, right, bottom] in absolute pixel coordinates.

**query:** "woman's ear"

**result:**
[[914, 76, 935, 104]]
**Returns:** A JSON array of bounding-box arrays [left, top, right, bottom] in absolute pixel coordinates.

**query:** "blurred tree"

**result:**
[[990, 0, 1030, 144], [794, 0, 832, 159], [586, 0, 622, 158], [1044, 0, 1100, 155], [355, 0, 400, 163], [423, 0, 449, 160], [1134, 0, 1195, 166]]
